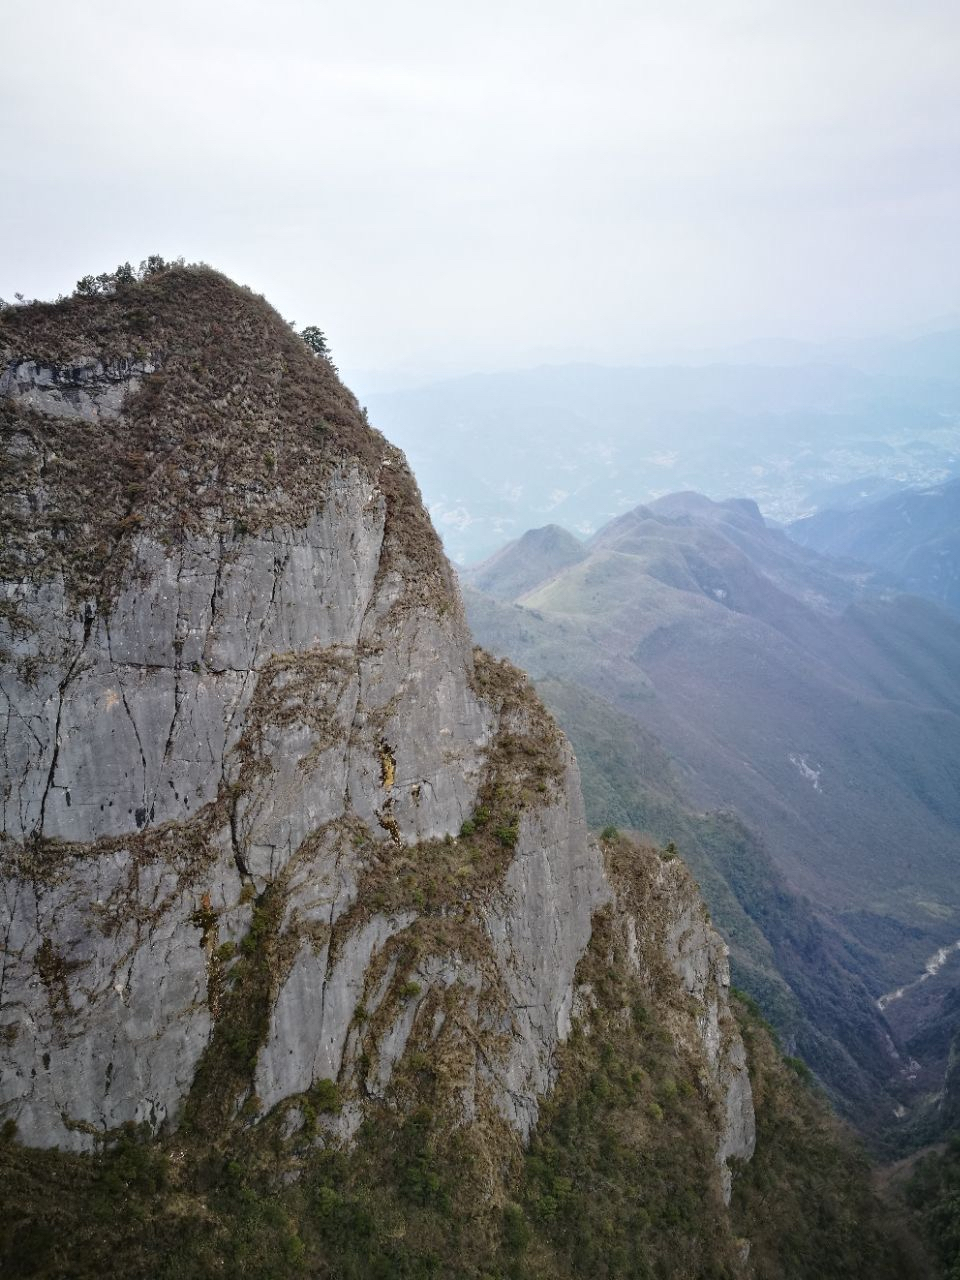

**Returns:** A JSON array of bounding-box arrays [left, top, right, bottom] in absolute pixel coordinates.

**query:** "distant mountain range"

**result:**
[[462, 493, 960, 1141], [365, 337, 960, 564], [789, 478, 960, 618]]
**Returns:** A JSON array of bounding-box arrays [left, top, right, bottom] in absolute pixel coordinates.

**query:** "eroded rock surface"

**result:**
[[0, 275, 611, 1152], [0, 267, 754, 1230], [0, 357, 155, 422]]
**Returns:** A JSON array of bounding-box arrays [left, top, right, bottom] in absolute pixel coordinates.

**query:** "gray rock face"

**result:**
[[1, 339, 755, 1210], [251, 732, 609, 1143], [2, 485, 485, 851], [256, 907, 418, 1117], [0, 357, 155, 423], [0, 353, 609, 1152], [480, 754, 610, 1135], [1, 849, 227, 1149]]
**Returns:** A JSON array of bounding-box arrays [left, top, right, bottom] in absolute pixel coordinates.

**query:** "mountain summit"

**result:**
[[0, 264, 626, 1148], [464, 523, 587, 600]]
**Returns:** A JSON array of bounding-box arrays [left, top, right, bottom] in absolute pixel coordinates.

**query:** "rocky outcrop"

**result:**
[[0, 357, 155, 423], [0, 267, 753, 1224], [0, 271, 612, 1152], [600, 838, 756, 1203]]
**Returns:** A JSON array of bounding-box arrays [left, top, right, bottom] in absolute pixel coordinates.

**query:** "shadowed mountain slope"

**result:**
[[789, 479, 960, 618]]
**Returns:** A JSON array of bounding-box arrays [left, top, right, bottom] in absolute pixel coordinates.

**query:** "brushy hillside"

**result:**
[[902, 1135, 960, 1277], [1, 259, 451, 611], [530, 675, 904, 1136], [732, 993, 931, 1279], [0, 838, 924, 1279]]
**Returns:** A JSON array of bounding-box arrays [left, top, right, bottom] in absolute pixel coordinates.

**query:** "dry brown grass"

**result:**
[[0, 264, 453, 612]]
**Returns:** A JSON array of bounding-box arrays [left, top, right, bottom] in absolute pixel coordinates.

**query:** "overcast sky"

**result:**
[[2, 0, 958, 383]]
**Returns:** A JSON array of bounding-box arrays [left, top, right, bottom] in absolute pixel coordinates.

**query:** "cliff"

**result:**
[[2, 266, 918, 1279], [0, 264, 751, 1185]]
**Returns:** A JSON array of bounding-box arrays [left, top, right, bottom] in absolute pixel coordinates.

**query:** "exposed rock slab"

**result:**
[[0, 275, 756, 1218]]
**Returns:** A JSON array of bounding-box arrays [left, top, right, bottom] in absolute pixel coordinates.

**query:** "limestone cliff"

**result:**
[[0, 266, 751, 1216]]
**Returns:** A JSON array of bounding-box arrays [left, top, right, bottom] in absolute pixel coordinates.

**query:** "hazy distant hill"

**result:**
[[844, 326, 960, 383], [463, 494, 960, 1137], [365, 360, 960, 562], [789, 479, 960, 618], [465, 523, 586, 600]]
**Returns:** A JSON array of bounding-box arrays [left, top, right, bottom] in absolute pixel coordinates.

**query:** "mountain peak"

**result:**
[[0, 263, 448, 609], [647, 491, 764, 526], [463, 521, 586, 600]]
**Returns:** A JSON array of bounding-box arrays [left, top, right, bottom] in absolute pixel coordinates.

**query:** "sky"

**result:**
[[2, 0, 959, 385]]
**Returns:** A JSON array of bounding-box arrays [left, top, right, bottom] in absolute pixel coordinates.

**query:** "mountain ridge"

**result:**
[[365, 357, 960, 562], [789, 479, 960, 618]]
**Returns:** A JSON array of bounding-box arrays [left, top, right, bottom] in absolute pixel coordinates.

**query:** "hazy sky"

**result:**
[[2, 0, 958, 381]]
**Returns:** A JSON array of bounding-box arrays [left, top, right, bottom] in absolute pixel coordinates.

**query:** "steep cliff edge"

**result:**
[[0, 265, 749, 1179], [0, 266, 914, 1279]]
